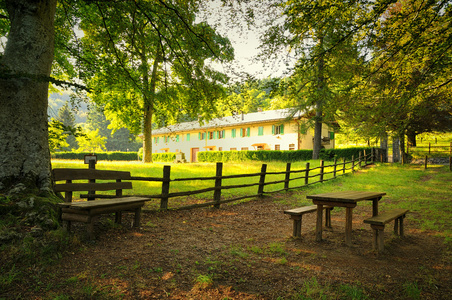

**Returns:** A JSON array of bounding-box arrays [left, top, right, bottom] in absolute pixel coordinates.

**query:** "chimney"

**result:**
[[241, 111, 244, 121]]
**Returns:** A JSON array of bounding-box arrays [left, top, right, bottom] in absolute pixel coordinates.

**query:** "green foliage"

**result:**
[[198, 148, 372, 163], [51, 152, 139, 161]]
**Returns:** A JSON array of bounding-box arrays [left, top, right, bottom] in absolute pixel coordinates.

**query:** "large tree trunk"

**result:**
[[0, 0, 57, 193]]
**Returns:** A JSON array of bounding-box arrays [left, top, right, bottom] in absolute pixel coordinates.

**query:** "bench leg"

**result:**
[[133, 208, 142, 228], [345, 207, 353, 246], [87, 220, 95, 240], [325, 208, 332, 228], [290, 216, 302, 238], [371, 224, 385, 252], [394, 217, 399, 235], [315, 205, 323, 242], [115, 211, 122, 224], [399, 216, 405, 237]]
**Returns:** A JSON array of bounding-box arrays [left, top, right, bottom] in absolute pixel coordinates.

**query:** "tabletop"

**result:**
[[306, 191, 386, 203]]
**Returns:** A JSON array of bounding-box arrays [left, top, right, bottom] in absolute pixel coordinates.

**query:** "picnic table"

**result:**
[[307, 191, 386, 246]]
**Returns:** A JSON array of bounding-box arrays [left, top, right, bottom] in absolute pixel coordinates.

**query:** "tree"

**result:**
[[343, 0, 452, 154], [75, 0, 233, 162], [0, 0, 233, 195], [259, 0, 367, 159], [56, 102, 78, 150], [0, 0, 57, 193]]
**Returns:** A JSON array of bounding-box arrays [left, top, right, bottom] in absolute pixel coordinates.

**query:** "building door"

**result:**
[[191, 148, 199, 162]]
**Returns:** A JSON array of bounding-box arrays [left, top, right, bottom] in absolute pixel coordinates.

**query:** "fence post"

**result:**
[[333, 157, 337, 178], [352, 155, 355, 172], [214, 162, 223, 208], [320, 160, 325, 183], [359, 152, 362, 168], [371, 148, 374, 163], [284, 163, 291, 191], [305, 162, 310, 185], [364, 149, 367, 166], [429, 142, 431, 154], [425, 156, 428, 170], [343, 157, 346, 174], [258, 164, 267, 197], [88, 159, 96, 201], [161, 165, 171, 210], [450, 156, 451, 172]]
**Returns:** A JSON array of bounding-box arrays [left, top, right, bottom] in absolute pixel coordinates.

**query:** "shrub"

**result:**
[[52, 151, 139, 161], [198, 147, 374, 163]]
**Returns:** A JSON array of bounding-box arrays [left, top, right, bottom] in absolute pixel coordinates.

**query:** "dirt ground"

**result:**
[[9, 190, 452, 299]]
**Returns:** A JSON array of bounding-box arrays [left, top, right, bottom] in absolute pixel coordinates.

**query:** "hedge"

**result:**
[[52, 147, 373, 163], [51, 152, 139, 161], [198, 147, 373, 163]]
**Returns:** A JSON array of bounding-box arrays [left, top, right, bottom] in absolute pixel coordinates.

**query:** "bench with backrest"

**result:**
[[53, 168, 150, 239], [284, 205, 334, 238], [363, 208, 409, 252]]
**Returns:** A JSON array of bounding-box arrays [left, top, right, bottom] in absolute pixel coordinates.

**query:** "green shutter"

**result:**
[[176, 135, 179, 142], [232, 128, 236, 138], [199, 132, 201, 140], [272, 125, 275, 135], [187, 133, 190, 141], [247, 127, 250, 137], [330, 131, 334, 140], [222, 130, 225, 138], [240, 128, 243, 137], [280, 125, 284, 135], [258, 126, 263, 136]]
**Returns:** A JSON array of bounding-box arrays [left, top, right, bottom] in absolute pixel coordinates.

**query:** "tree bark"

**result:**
[[312, 38, 325, 160], [0, 0, 57, 192], [142, 47, 161, 163]]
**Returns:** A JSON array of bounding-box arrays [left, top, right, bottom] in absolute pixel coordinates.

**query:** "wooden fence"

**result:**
[[122, 149, 376, 211]]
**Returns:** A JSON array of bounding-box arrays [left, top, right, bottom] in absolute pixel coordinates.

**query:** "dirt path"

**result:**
[[11, 191, 451, 299]]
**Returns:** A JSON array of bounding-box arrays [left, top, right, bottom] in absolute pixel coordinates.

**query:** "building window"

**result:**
[[289, 144, 295, 150], [199, 132, 206, 140], [257, 145, 264, 150], [187, 133, 190, 141], [218, 130, 225, 139], [208, 131, 214, 140], [241, 147, 249, 151], [258, 126, 264, 136], [164, 136, 169, 143], [154, 137, 159, 143], [240, 127, 250, 137], [231, 128, 236, 138], [275, 144, 280, 150], [272, 124, 284, 135], [329, 131, 334, 140], [230, 148, 237, 151], [176, 135, 180, 142], [219, 147, 222, 151]]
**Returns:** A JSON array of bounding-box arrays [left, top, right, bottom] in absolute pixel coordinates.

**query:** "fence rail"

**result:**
[[120, 149, 377, 211]]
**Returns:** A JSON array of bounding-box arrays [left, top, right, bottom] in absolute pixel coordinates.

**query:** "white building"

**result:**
[[151, 108, 335, 162]]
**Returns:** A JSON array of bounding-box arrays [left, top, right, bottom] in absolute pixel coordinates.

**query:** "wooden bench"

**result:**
[[53, 168, 151, 239], [363, 208, 409, 252], [284, 205, 334, 238]]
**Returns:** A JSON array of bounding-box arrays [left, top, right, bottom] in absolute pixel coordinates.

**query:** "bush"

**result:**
[[198, 147, 374, 163], [52, 151, 139, 161], [137, 148, 176, 162]]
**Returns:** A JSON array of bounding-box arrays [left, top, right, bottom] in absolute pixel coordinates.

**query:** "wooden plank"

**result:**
[[363, 209, 409, 225], [54, 182, 132, 192], [284, 205, 317, 215], [53, 168, 131, 181], [307, 191, 386, 202], [61, 197, 149, 209]]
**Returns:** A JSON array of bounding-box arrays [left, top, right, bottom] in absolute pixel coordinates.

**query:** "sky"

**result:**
[[200, 0, 292, 80]]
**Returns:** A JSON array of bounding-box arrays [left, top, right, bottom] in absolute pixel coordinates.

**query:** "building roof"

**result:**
[[152, 108, 305, 135]]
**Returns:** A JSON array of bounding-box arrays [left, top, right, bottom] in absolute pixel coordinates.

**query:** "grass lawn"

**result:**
[[1, 161, 451, 299]]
